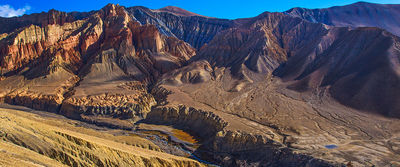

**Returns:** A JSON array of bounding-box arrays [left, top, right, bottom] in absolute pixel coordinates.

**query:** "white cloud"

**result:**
[[0, 5, 31, 17]]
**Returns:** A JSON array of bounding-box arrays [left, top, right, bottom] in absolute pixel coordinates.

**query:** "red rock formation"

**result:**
[[0, 9, 92, 34], [1, 3, 400, 166], [0, 4, 196, 126]]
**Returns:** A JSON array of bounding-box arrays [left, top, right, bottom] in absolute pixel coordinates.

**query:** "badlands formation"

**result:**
[[1, 2, 400, 167]]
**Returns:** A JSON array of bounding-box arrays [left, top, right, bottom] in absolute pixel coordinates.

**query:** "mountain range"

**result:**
[[1, 2, 400, 166]]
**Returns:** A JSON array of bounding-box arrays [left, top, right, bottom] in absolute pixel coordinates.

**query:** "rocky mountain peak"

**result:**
[[97, 3, 130, 20], [1, 3, 400, 166]]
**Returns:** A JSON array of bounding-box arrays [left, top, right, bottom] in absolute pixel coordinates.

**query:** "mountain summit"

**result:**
[[1, 2, 400, 167], [156, 6, 206, 17]]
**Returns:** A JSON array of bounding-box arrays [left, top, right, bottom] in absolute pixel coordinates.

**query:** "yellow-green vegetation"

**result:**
[[0, 107, 205, 167], [171, 129, 198, 144]]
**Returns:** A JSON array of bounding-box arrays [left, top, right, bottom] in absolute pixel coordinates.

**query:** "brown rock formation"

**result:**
[[144, 105, 228, 138], [160, 60, 213, 85], [153, 4, 400, 166], [142, 104, 335, 166], [193, 12, 329, 83], [0, 9, 92, 34], [0, 4, 196, 128], [275, 27, 400, 117], [0, 106, 204, 167], [2, 2, 400, 166], [210, 130, 332, 166]]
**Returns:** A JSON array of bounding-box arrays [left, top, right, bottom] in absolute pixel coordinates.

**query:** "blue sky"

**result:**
[[1, 0, 400, 19]]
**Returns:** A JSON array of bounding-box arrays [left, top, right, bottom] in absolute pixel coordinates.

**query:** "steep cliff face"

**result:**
[[0, 4, 196, 127], [144, 105, 228, 138], [57, 4, 195, 127], [126, 6, 233, 49], [0, 3, 196, 77], [2, 2, 400, 166], [0, 9, 93, 34], [285, 2, 400, 36], [0, 20, 87, 73]]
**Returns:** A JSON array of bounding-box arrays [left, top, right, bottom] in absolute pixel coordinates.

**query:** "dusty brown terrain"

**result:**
[[0, 2, 400, 167], [157, 73, 400, 166], [0, 104, 204, 167]]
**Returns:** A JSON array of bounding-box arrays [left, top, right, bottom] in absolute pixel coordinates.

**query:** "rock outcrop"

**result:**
[[0, 20, 86, 73], [209, 130, 334, 167], [143, 104, 335, 166], [0, 9, 92, 34], [126, 6, 233, 49], [145, 105, 228, 138], [0, 4, 196, 127], [0, 105, 205, 167], [2, 2, 400, 166]]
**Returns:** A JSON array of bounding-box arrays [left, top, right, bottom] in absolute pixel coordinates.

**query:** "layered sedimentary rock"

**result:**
[[210, 130, 333, 167], [58, 4, 195, 126], [2, 2, 400, 120], [2, 2, 400, 166], [0, 9, 92, 34], [0, 20, 86, 73], [143, 104, 335, 166], [0, 4, 196, 127], [145, 105, 228, 137], [0, 106, 204, 167], [0, 9, 97, 113], [126, 6, 233, 49], [153, 3, 400, 166], [0, 66, 80, 112]]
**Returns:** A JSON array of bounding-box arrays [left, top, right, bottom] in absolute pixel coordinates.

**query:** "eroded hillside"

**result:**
[[1, 2, 400, 167], [0, 104, 204, 166]]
